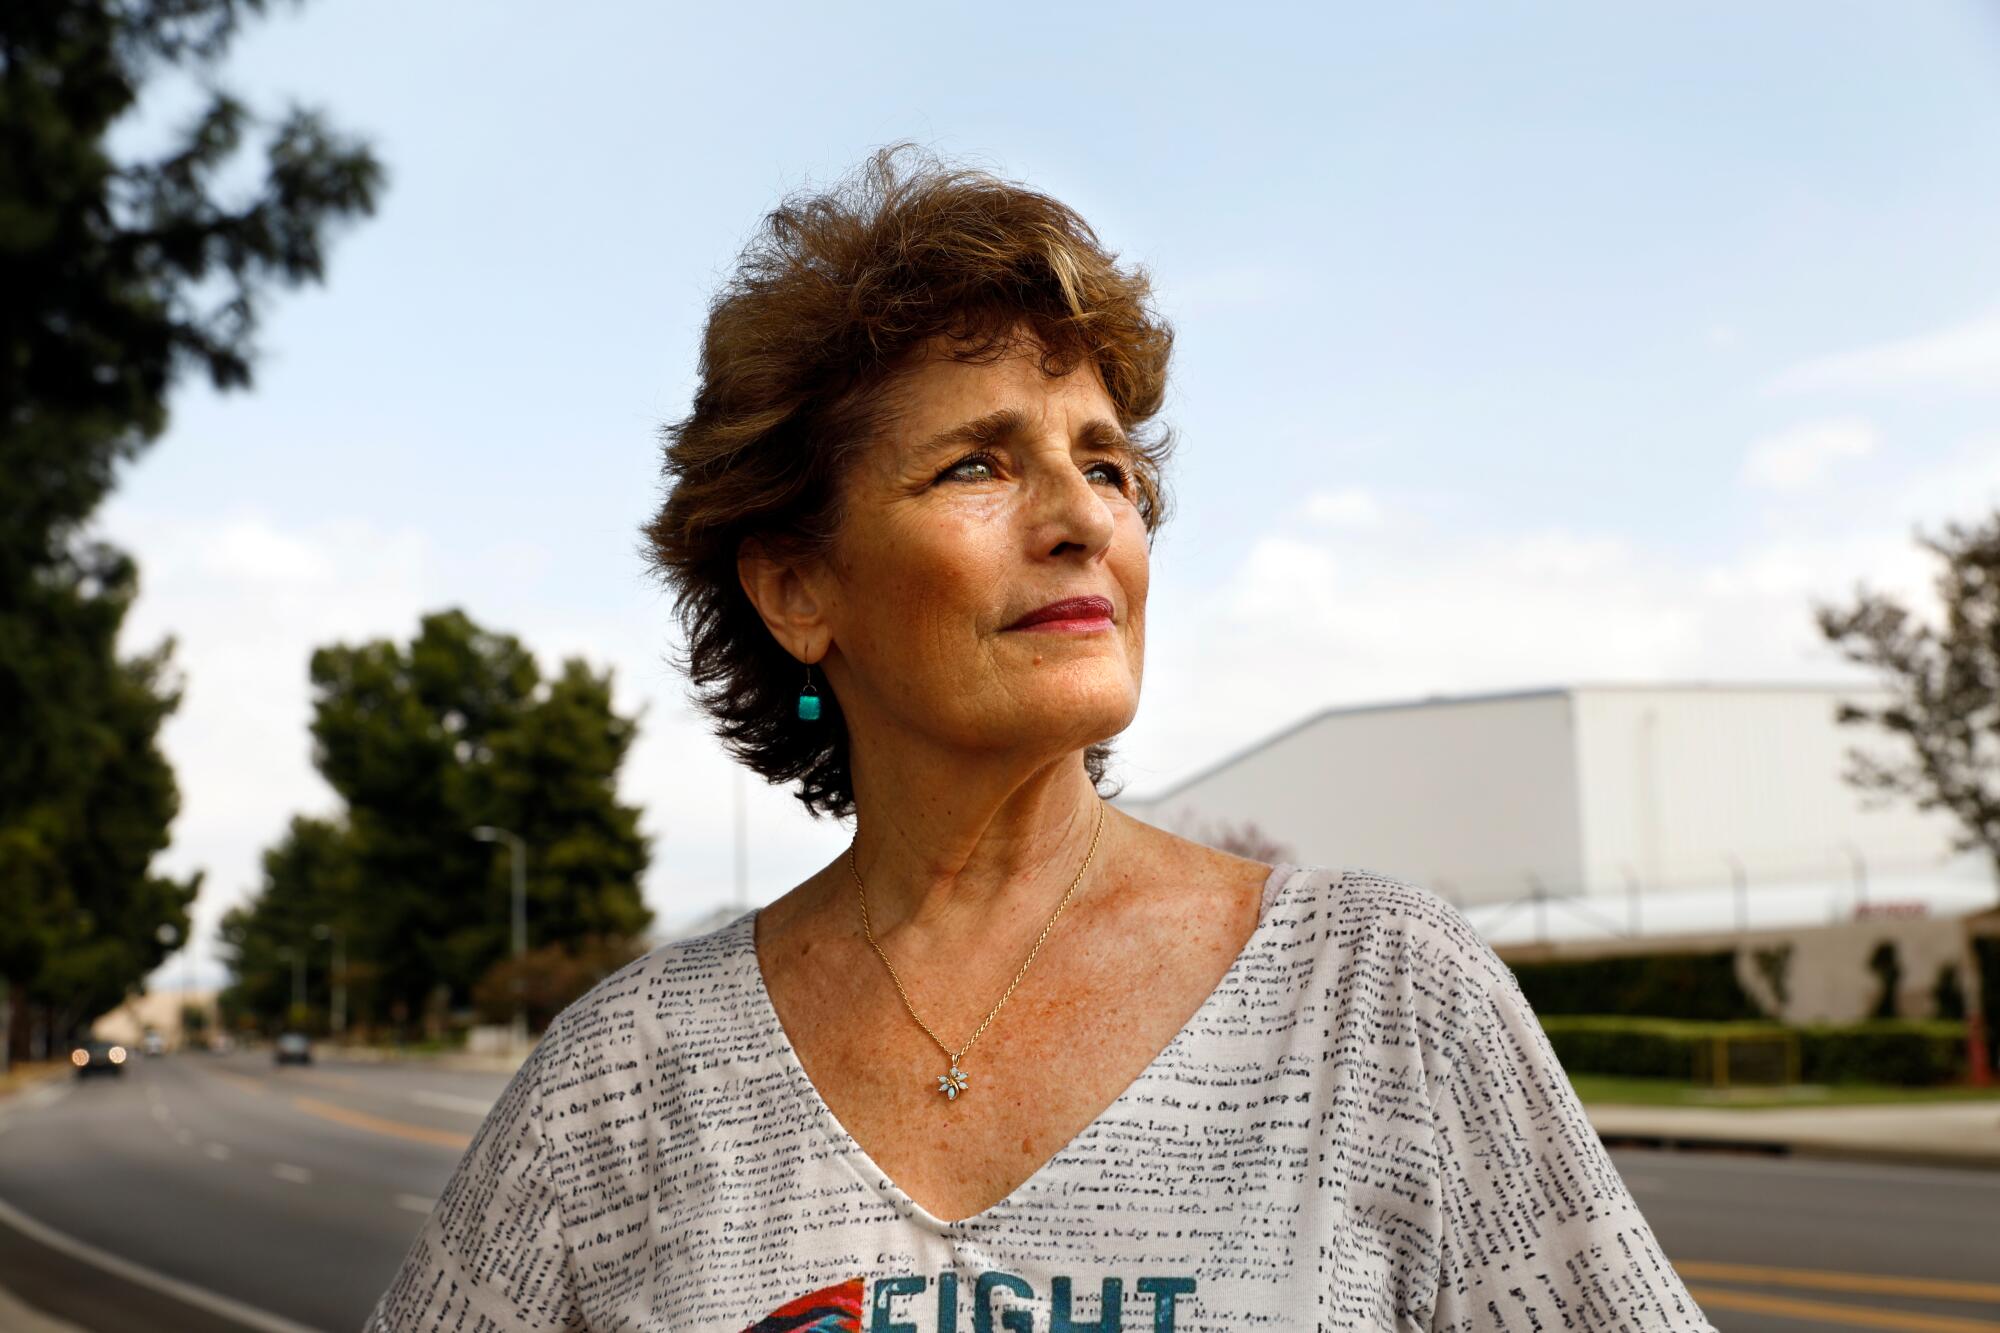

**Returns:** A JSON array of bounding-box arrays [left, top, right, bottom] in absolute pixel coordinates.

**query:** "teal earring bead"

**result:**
[[797, 662, 821, 721]]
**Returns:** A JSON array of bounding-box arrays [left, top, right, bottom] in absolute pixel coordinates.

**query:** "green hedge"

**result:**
[[1508, 952, 1764, 1021], [1538, 1015, 1971, 1086]]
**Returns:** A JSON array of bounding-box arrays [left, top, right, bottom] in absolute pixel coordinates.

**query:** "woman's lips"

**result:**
[[1010, 614, 1113, 633], [1006, 595, 1115, 631]]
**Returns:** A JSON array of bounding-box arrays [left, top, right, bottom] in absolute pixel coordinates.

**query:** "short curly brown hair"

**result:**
[[638, 143, 1178, 821]]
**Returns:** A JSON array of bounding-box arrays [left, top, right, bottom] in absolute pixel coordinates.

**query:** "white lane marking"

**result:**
[[410, 1090, 492, 1116], [174, 1129, 194, 1147], [271, 1163, 312, 1185], [202, 1142, 231, 1161], [395, 1193, 436, 1214], [148, 1104, 170, 1122], [14, 1082, 70, 1115], [0, 1193, 317, 1333]]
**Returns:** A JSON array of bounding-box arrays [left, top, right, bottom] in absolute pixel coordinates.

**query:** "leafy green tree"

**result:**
[[224, 609, 653, 1037], [215, 814, 356, 1032], [0, 0, 380, 1058], [0, 540, 200, 1054], [1, 0, 383, 581]]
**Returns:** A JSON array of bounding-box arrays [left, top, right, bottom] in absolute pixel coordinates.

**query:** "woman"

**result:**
[[367, 145, 1716, 1333]]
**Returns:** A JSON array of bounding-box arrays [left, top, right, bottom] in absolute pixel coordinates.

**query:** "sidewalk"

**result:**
[[1585, 1098, 2000, 1171], [0, 1061, 70, 1105]]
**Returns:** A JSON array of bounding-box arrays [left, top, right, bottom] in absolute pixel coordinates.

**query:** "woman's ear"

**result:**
[[737, 537, 832, 662]]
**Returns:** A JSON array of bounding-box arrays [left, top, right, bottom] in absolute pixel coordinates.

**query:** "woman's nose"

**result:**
[[1027, 458, 1116, 558]]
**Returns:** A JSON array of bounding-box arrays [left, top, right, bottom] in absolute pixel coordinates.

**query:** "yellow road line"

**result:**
[[1678, 1260, 2000, 1305], [289, 1095, 470, 1151], [1686, 1284, 2000, 1332], [207, 1071, 266, 1097], [286, 1069, 361, 1091]]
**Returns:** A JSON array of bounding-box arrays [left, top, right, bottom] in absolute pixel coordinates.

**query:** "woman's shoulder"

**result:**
[[1281, 863, 1515, 995], [534, 909, 759, 1049]]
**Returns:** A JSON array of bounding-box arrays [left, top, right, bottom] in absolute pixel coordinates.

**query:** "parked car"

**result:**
[[141, 1032, 166, 1056], [70, 1040, 127, 1077], [273, 1032, 312, 1065]]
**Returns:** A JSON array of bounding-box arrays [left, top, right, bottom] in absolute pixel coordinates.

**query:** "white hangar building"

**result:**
[[1113, 683, 1994, 947]]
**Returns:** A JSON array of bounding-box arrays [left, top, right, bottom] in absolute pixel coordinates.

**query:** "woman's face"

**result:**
[[809, 328, 1150, 772]]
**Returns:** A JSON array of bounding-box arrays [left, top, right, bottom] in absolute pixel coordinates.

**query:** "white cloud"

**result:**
[[1741, 418, 1878, 490], [192, 517, 338, 584], [1300, 487, 1384, 528], [1767, 308, 2000, 395]]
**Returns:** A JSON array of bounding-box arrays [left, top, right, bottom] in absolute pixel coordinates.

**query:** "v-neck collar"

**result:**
[[739, 860, 1313, 1231]]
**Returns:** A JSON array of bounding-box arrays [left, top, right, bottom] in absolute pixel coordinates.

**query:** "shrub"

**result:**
[[1537, 1015, 1969, 1086], [1508, 951, 1764, 1021]]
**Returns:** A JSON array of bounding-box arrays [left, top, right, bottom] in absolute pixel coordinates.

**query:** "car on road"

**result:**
[[141, 1031, 166, 1056], [273, 1031, 312, 1065], [70, 1039, 128, 1077]]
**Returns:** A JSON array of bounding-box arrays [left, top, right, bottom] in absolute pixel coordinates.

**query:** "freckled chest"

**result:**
[[755, 861, 1265, 1224]]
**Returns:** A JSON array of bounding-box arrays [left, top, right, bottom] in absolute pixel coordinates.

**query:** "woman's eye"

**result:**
[[1088, 460, 1132, 491], [934, 453, 1130, 491], [937, 452, 997, 483]]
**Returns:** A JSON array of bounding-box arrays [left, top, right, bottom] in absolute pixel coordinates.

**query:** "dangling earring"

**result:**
[[797, 660, 821, 721]]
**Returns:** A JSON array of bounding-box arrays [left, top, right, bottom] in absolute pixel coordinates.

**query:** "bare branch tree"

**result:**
[[1198, 818, 1293, 864], [1813, 511, 2000, 876]]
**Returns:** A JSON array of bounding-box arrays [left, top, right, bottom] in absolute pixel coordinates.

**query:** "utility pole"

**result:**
[[472, 825, 529, 1050], [275, 946, 306, 1019], [313, 923, 346, 1041]]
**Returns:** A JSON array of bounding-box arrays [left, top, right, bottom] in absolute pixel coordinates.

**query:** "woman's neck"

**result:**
[[833, 759, 1123, 949]]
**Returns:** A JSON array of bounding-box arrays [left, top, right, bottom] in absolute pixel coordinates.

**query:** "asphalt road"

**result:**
[[0, 1050, 503, 1332], [0, 1054, 1995, 1331]]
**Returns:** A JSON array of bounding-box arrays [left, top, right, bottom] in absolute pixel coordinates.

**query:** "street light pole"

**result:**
[[1840, 841, 1869, 915], [472, 825, 528, 1049], [156, 923, 181, 1048]]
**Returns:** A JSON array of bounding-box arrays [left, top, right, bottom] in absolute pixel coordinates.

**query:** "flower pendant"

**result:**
[[936, 1063, 969, 1100]]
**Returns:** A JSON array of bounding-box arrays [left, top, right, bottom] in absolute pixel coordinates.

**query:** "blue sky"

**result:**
[[108, 2, 2000, 986]]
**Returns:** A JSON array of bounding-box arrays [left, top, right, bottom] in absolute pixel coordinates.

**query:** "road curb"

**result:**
[[1586, 1100, 2000, 1174], [1596, 1127, 2000, 1172], [0, 1280, 86, 1333]]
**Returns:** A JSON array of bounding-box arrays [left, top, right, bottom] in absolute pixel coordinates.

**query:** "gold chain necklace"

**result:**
[[849, 798, 1106, 1103]]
